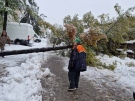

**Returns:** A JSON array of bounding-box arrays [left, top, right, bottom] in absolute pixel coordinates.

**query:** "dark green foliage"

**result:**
[[127, 28, 135, 40], [85, 46, 98, 67], [97, 39, 110, 55]]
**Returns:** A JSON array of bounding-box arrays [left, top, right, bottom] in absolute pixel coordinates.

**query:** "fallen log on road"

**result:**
[[0, 45, 72, 57]]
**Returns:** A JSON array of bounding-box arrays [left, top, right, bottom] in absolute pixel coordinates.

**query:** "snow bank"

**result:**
[[116, 48, 134, 54], [0, 53, 50, 101], [125, 40, 135, 44], [0, 39, 51, 101], [91, 55, 135, 92], [63, 55, 135, 93]]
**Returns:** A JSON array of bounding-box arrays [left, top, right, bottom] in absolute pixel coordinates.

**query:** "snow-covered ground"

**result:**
[[0, 38, 52, 101], [4, 38, 51, 51], [96, 55, 135, 91], [64, 54, 135, 94], [1, 37, 135, 100]]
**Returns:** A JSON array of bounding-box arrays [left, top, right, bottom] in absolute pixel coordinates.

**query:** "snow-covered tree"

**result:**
[[0, 0, 24, 30]]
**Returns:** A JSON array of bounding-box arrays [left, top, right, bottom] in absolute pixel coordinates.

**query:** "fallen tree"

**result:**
[[0, 45, 72, 57]]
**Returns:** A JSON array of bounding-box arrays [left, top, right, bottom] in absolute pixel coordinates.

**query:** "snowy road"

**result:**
[[0, 39, 135, 101], [41, 54, 134, 101]]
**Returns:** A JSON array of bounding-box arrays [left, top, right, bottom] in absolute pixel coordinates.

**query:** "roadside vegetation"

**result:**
[[1, 1, 135, 69]]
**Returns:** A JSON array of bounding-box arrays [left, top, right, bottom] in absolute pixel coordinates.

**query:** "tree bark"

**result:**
[[0, 45, 72, 57], [3, 0, 8, 31]]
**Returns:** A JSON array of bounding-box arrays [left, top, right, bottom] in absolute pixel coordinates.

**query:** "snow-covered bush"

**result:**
[[96, 58, 117, 70], [125, 62, 135, 67]]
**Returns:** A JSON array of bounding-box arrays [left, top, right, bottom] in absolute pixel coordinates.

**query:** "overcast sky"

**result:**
[[35, 0, 135, 25]]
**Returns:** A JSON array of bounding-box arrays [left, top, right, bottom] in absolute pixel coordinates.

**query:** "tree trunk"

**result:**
[[0, 45, 72, 57], [3, 0, 8, 31]]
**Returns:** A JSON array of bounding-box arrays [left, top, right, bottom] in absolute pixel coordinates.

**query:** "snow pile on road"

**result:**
[[0, 53, 50, 101], [0, 39, 51, 101], [64, 54, 135, 93]]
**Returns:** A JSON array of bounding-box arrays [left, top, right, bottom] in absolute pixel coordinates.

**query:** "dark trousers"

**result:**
[[68, 71, 80, 88], [0, 45, 4, 52]]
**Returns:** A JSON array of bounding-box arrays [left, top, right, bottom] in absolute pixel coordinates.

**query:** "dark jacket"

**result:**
[[0, 35, 10, 47], [68, 45, 87, 72]]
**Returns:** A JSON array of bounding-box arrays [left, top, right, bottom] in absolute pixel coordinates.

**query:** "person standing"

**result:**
[[0, 30, 10, 52], [68, 38, 87, 91]]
